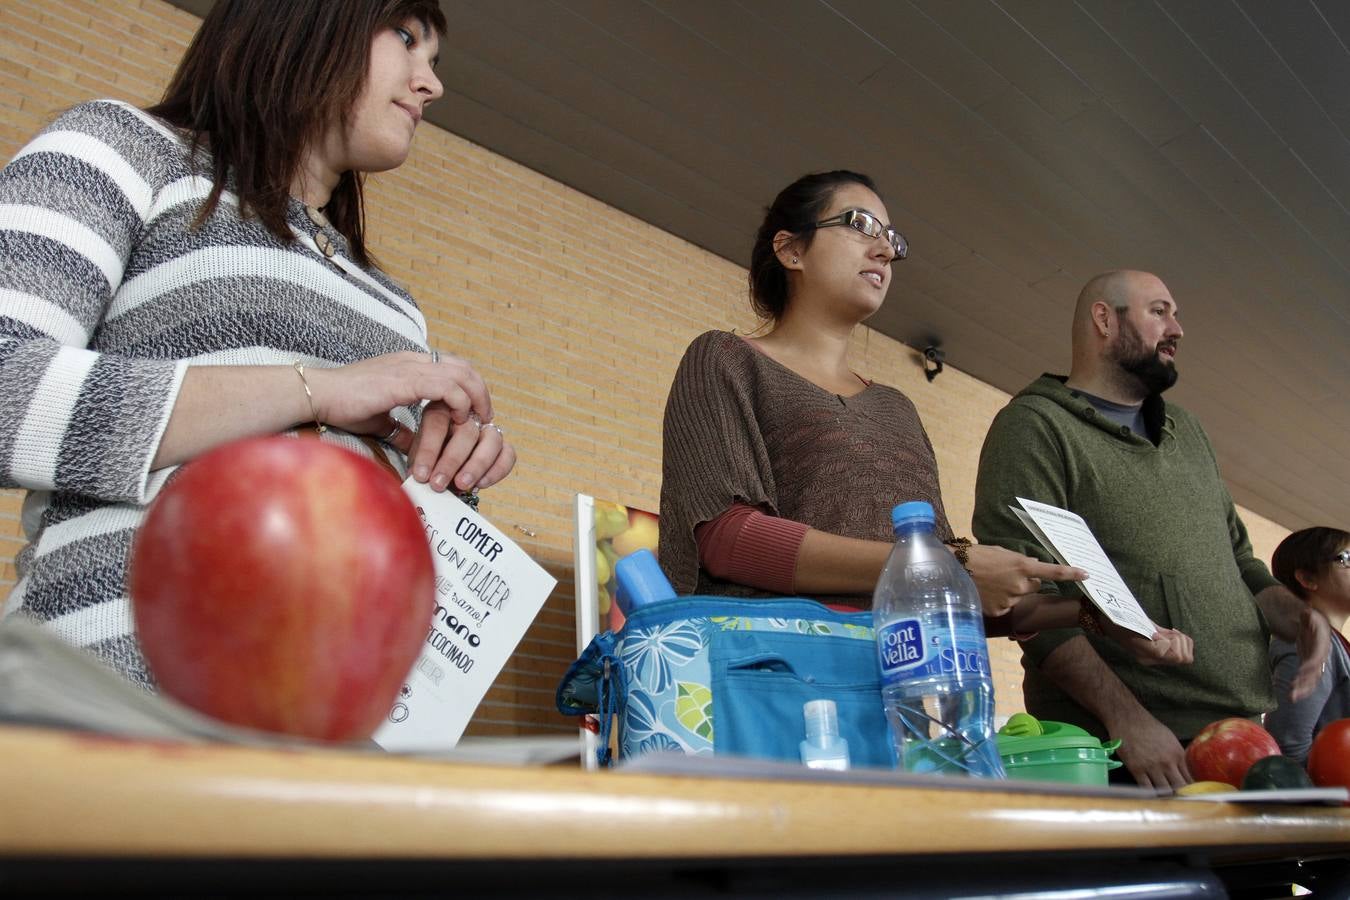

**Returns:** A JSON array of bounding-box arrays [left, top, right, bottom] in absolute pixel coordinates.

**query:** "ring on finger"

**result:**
[[383, 421, 401, 442], [430, 349, 440, 365], [487, 421, 504, 437], [467, 411, 482, 430]]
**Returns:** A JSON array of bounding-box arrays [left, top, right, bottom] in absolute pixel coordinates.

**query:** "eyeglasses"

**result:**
[[1330, 550, 1350, 568], [811, 209, 908, 262]]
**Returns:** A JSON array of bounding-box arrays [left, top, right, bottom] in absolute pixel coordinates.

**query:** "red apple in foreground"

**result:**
[[130, 437, 434, 742], [1184, 718, 1281, 786]]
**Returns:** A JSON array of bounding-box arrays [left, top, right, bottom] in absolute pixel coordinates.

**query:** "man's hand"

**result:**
[[1101, 620, 1194, 667], [1291, 603, 1332, 702], [1108, 709, 1191, 790], [1037, 635, 1190, 790], [1252, 585, 1331, 702]]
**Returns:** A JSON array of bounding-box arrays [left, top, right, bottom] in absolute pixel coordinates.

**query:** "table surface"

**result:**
[[1, 724, 1346, 862]]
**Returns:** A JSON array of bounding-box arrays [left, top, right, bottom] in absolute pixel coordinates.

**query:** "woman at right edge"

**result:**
[[659, 170, 1192, 665], [1266, 527, 1350, 764]]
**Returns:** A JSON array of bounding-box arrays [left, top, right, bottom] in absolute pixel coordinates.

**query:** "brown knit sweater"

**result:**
[[659, 330, 954, 608]]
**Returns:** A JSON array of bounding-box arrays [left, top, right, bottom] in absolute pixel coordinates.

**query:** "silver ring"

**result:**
[[488, 422, 504, 437], [430, 349, 440, 364], [383, 421, 401, 442], [467, 411, 482, 429]]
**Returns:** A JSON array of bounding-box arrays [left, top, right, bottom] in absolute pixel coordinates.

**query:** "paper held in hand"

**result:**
[[373, 481, 557, 752], [1010, 497, 1157, 639]]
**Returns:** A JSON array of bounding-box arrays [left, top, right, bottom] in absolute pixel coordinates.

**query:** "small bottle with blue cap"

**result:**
[[799, 698, 851, 770]]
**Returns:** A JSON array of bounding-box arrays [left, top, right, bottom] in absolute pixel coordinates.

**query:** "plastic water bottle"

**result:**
[[873, 501, 1004, 777]]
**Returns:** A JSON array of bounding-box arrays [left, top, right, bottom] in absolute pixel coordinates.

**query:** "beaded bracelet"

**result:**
[[947, 536, 973, 573], [1078, 600, 1105, 636]]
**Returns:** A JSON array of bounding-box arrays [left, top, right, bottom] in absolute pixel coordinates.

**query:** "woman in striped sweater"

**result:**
[[0, 0, 515, 687]]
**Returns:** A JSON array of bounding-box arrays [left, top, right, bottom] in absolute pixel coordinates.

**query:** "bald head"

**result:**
[[1066, 269, 1182, 402], [1072, 270, 1172, 347], [1073, 270, 1151, 336]]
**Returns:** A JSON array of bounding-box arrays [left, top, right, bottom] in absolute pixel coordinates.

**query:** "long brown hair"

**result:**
[[148, 0, 447, 267]]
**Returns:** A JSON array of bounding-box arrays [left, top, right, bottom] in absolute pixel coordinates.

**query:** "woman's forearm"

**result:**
[[792, 528, 892, 594], [150, 366, 313, 470]]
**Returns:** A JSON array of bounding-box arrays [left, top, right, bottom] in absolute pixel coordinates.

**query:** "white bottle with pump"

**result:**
[[799, 699, 851, 770]]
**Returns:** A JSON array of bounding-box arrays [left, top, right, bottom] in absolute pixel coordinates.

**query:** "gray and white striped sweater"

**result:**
[[0, 100, 429, 687]]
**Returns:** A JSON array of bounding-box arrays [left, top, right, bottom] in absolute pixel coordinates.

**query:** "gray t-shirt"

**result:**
[[1078, 391, 1149, 440]]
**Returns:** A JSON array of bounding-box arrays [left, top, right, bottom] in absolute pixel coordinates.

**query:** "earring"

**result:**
[[791, 256, 799, 264]]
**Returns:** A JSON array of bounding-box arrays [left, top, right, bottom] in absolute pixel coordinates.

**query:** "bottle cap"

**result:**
[[614, 548, 676, 614], [891, 501, 935, 531], [802, 698, 839, 743]]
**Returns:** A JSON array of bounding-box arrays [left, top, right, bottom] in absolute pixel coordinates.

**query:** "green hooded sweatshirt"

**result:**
[[973, 375, 1278, 741]]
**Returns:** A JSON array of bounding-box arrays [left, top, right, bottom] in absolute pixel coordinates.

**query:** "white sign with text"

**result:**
[[1012, 497, 1157, 639], [373, 482, 556, 751]]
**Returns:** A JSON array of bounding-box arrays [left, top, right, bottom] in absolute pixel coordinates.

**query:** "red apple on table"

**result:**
[[130, 436, 434, 742], [1184, 718, 1281, 786]]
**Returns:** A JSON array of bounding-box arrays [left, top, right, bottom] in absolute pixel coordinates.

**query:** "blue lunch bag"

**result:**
[[556, 596, 894, 767]]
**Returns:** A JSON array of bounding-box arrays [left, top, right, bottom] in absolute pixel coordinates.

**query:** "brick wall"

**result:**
[[0, 0, 1296, 734]]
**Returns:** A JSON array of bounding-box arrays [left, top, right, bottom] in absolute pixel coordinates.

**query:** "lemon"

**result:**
[[1176, 780, 1236, 796]]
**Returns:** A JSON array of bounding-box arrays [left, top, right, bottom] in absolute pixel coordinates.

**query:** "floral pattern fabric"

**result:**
[[557, 598, 875, 763]]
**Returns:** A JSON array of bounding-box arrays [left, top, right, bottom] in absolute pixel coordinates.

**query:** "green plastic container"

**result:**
[[996, 720, 1123, 785]]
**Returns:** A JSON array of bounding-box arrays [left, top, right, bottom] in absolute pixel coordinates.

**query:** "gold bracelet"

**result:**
[[947, 537, 973, 573], [291, 361, 327, 435]]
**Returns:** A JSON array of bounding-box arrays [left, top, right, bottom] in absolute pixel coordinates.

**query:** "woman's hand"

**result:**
[[405, 399, 516, 491], [963, 543, 1086, 619], [307, 351, 516, 492]]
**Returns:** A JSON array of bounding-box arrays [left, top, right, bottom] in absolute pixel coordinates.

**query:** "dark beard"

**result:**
[[1119, 348, 1178, 395], [1111, 314, 1179, 396]]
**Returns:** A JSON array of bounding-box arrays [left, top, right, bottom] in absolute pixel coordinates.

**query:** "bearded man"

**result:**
[[973, 270, 1331, 789]]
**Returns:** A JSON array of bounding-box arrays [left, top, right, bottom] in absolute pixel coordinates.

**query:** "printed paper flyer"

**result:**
[[1012, 497, 1157, 638], [374, 481, 556, 751]]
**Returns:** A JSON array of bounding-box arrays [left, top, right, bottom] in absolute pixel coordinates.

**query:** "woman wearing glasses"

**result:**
[[1266, 528, 1350, 764], [0, 0, 514, 688], [659, 171, 1191, 660]]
